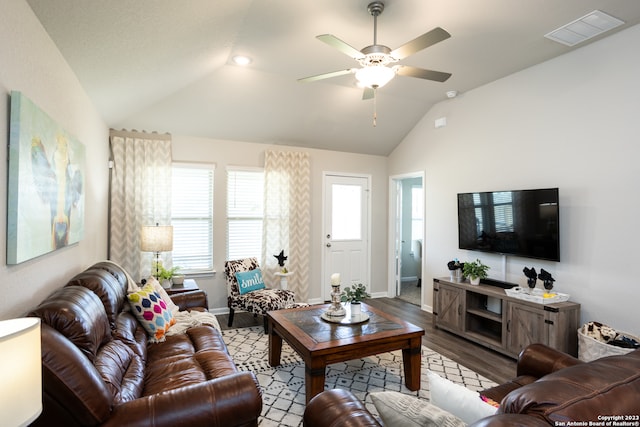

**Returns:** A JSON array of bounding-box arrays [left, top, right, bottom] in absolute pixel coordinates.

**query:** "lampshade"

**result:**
[[0, 318, 42, 427], [355, 65, 396, 88], [140, 225, 173, 252]]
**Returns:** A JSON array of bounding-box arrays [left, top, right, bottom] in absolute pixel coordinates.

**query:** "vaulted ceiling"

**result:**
[[27, 0, 640, 155]]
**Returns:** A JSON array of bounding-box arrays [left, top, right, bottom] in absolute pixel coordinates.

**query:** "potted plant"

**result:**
[[340, 283, 371, 316], [153, 262, 181, 289], [462, 259, 490, 285]]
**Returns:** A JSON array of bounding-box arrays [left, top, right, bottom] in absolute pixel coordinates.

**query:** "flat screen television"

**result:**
[[457, 188, 560, 262]]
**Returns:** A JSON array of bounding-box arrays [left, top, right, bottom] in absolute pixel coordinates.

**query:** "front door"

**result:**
[[322, 174, 370, 301]]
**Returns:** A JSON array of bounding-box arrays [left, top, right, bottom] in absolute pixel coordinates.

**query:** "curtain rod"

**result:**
[[109, 128, 172, 141]]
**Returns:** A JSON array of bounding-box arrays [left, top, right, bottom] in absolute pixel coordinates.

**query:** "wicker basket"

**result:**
[[577, 328, 639, 362]]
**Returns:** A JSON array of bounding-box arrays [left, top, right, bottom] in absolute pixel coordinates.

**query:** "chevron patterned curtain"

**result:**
[[108, 130, 172, 282], [262, 150, 311, 302]]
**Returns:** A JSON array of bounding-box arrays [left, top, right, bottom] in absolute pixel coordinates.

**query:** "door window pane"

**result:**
[[332, 184, 361, 240]]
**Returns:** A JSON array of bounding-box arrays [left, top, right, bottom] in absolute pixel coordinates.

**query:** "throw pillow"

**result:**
[[235, 269, 266, 295], [127, 283, 176, 342], [370, 391, 466, 427], [427, 370, 498, 425], [147, 276, 179, 314]]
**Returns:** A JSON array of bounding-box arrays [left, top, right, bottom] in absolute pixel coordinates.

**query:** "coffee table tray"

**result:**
[[320, 312, 370, 324]]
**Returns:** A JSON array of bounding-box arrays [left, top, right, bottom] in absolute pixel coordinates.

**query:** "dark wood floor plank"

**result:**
[[217, 297, 516, 384]]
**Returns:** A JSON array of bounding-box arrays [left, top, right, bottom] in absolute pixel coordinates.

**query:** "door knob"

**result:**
[[326, 243, 332, 248]]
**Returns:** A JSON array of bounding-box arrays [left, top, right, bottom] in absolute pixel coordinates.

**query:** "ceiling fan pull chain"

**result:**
[[373, 87, 378, 127]]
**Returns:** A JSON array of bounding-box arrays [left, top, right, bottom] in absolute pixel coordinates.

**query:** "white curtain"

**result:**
[[108, 130, 172, 282], [262, 150, 311, 302]]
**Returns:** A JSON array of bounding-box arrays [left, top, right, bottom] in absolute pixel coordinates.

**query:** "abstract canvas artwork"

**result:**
[[7, 91, 85, 264]]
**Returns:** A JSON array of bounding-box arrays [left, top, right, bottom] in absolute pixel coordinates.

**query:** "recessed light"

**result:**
[[232, 55, 252, 66]]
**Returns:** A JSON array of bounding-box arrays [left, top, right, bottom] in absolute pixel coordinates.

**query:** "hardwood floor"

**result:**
[[216, 297, 517, 385]]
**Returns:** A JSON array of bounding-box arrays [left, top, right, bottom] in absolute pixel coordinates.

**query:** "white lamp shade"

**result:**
[[355, 65, 396, 88], [140, 225, 173, 252], [0, 318, 42, 427]]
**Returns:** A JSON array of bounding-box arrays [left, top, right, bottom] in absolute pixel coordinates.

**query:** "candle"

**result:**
[[330, 273, 340, 286]]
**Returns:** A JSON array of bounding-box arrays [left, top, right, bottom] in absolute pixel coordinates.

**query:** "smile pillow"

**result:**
[[235, 269, 266, 295]]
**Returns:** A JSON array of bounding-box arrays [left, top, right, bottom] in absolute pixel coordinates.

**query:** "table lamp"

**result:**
[[141, 223, 173, 278], [0, 317, 42, 427]]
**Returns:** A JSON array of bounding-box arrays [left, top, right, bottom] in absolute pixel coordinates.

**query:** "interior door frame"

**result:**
[[388, 171, 425, 305], [321, 171, 372, 302]]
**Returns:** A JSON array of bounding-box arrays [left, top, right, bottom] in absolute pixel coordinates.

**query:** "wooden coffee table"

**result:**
[[267, 303, 425, 403]]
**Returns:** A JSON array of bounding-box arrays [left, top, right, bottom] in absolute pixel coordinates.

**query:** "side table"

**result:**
[[274, 272, 293, 290], [166, 278, 198, 295]]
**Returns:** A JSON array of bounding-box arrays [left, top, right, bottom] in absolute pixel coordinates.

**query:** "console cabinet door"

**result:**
[[434, 282, 464, 333], [506, 302, 549, 356]]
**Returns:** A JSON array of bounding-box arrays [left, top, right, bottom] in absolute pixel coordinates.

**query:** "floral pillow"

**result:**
[[127, 283, 176, 342]]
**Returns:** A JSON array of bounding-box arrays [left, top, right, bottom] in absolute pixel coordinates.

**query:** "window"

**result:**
[[227, 168, 264, 260], [171, 163, 214, 273]]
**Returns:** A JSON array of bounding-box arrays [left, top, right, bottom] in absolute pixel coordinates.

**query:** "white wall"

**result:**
[[0, 1, 109, 319], [389, 24, 640, 334], [172, 135, 388, 310]]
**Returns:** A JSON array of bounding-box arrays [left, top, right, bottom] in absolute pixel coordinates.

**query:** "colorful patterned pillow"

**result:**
[[127, 283, 176, 342], [235, 269, 266, 295]]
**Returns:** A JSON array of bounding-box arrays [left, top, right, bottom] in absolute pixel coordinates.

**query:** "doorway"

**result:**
[[322, 173, 371, 301], [389, 173, 424, 306]]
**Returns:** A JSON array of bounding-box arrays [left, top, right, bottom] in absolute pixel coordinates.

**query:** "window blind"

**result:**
[[227, 168, 264, 260], [171, 164, 214, 272]]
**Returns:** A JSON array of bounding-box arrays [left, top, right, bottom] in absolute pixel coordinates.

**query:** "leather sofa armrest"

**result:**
[[103, 372, 261, 427], [170, 290, 209, 311], [303, 389, 382, 427], [469, 414, 551, 427], [516, 343, 583, 378]]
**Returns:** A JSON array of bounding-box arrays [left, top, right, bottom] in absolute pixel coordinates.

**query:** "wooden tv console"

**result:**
[[433, 277, 580, 359]]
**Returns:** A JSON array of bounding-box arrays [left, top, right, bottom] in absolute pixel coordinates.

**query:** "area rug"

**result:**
[[223, 326, 497, 427]]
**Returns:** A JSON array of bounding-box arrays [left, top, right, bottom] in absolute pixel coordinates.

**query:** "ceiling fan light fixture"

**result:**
[[232, 55, 252, 66], [355, 65, 395, 88]]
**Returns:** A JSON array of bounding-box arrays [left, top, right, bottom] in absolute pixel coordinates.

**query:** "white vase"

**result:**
[[351, 302, 362, 317], [469, 277, 480, 285], [161, 279, 172, 289]]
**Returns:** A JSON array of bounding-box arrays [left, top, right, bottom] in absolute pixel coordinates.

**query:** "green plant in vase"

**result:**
[[152, 262, 181, 288], [340, 283, 370, 316], [462, 259, 490, 285]]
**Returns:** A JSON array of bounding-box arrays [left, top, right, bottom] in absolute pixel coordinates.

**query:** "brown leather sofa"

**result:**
[[303, 344, 640, 426], [27, 261, 262, 427]]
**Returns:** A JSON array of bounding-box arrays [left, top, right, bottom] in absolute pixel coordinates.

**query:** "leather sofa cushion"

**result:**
[[144, 325, 238, 396], [90, 261, 131, 294], [67, 267, 127, 329], [501, 350, 640, 422], [113, 311, 148, 360], [95, 339, 145, 405], [39, 324, 113, 425], [30, 286, 111, 362]]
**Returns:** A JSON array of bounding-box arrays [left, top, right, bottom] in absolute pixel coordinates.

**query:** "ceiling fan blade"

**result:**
[[317, 34, 365, 60], [390, 27, 451, 60], [396, 65, 451, 82], [298, 68, 354, 83], [362, 87, 375, 100]]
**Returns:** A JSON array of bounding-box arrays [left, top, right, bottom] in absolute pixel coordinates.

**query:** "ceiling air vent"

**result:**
[[545, 10, 624, 47]]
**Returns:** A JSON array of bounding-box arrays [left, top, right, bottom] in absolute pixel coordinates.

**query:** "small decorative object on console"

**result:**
[[523, 266, 537, 290], [447, 259, 463, 282], [538, 268, 555, 290]]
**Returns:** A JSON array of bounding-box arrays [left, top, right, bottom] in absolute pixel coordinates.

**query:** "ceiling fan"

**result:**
[[299, 1, 452, 100]]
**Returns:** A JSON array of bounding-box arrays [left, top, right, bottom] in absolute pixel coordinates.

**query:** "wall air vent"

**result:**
[[545, 10, 624, 47]]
